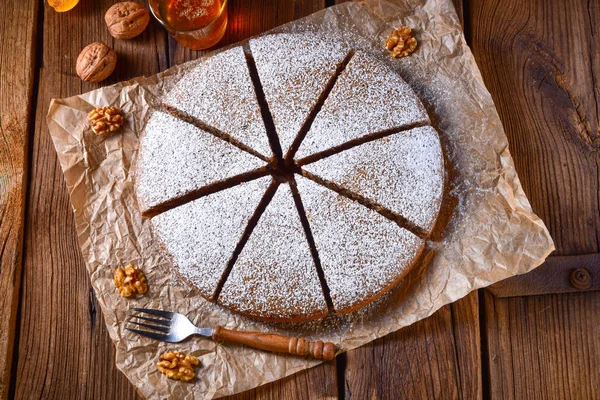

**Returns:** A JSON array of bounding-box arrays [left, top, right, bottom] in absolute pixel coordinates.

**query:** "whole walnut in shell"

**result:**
[[105, 2, 150, 40], [76, 42, 117, 83]]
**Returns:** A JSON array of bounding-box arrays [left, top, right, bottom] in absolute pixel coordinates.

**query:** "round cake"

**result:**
[[134, 33, 444, 322]]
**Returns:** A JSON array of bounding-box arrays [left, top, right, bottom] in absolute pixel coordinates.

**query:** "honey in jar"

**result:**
[[149, 0, 228, 50]]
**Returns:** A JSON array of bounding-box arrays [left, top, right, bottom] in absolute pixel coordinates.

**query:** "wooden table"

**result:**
[[1, 0, 598, 398]]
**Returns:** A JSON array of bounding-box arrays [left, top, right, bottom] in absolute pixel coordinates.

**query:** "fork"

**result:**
[[127, 308, 338, 360]]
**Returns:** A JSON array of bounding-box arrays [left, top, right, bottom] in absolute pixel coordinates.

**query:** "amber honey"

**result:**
[[149, 0, 228, 50], [47, 0, 79, 12]]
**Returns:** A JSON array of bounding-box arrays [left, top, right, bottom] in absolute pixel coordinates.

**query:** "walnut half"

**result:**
[[157, 352, 200, 382], [88, 106, 125, 136], [114, 264, 148, 297], [385, 26, 417, 58]]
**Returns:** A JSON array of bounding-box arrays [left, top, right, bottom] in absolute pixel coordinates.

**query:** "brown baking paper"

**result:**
[[47, 0, 554, 398]]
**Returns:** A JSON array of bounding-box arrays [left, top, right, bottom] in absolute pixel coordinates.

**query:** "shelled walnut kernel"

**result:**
[[114, 264, 148, 297], [88, 106, 125, 135], [157, 352, 200, 382], [385, 26, 417, 58]]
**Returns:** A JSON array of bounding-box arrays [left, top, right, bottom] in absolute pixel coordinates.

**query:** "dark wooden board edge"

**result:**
[[489, 254, 600, 297]]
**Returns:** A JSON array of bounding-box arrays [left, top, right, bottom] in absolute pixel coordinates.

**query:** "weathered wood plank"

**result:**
[[470, 0, 600, 397], [12, 0, 168, 398], [483, 290, 600, 399], [0, 1, 39, 398], [470, 0, 600, 253], [230, 361, 338, 400], [450, 292, 482, 399], [343, 292, 481, 399]]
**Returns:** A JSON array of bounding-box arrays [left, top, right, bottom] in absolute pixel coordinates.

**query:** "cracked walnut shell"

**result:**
[[114, 264, 148, 297], [157, 352, 200, 382], [76, 42, 117, 83], [385, 26, 417, 58], [105, 2, 150, 40], [88, 106, 125, 135]]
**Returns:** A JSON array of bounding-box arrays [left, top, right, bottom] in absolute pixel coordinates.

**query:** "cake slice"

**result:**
[[152, 177, 272, 301], [164, 46, 272, 158], [295, 176, 425, 313], [218, 182, 328, 321], [295, 51, 430, 159], [135, 111, 266, 216], [249, 33, 349, 154], [302, 126, 444, 234]]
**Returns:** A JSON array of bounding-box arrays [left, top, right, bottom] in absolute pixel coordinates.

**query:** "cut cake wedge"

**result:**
[[218, 182, 329, 321], [296, 51, 430, 159], [296, 176, 425, 313], [152, 177, 272, 301]]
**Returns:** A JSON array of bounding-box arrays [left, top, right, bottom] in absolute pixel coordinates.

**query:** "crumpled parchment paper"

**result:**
[[46, 0, 555, 398]]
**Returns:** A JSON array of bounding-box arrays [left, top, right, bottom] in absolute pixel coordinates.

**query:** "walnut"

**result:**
[[114, 264, 148, 297], [385, 26, 417, 58], [76, 42, 117, 83], [157, 352, 200, 382], [88, 106, 125, 136], [105, 2, 150, 40]]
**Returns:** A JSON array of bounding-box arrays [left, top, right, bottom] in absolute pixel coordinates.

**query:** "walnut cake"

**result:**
[[134, 33, 444, 322]]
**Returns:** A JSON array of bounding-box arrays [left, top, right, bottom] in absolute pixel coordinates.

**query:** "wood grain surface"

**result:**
[[0, 0, 597, 398], [0, 1, 39, 398], [343, 292, 481, 399], [469, 0, 600, 397], [11, 1, 164, 398]]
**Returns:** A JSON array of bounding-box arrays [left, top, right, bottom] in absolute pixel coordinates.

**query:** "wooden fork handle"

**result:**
[[212, 325, 337, 360]]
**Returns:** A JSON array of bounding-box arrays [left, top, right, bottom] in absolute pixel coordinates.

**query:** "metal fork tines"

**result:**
[[127, 308, 213, 343]]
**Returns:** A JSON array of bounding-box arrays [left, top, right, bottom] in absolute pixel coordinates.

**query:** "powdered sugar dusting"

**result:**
[[218, 183, 328, 321], [296, 51, 430, 159], [141, 34, 445, 321], [135, 111, 264, 212], [164, 46, 271, 157], [296, 176, 424, 312], [303, 126, 444, 233], [250, 33, 348, 153], [152, 177, 271, 300]]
